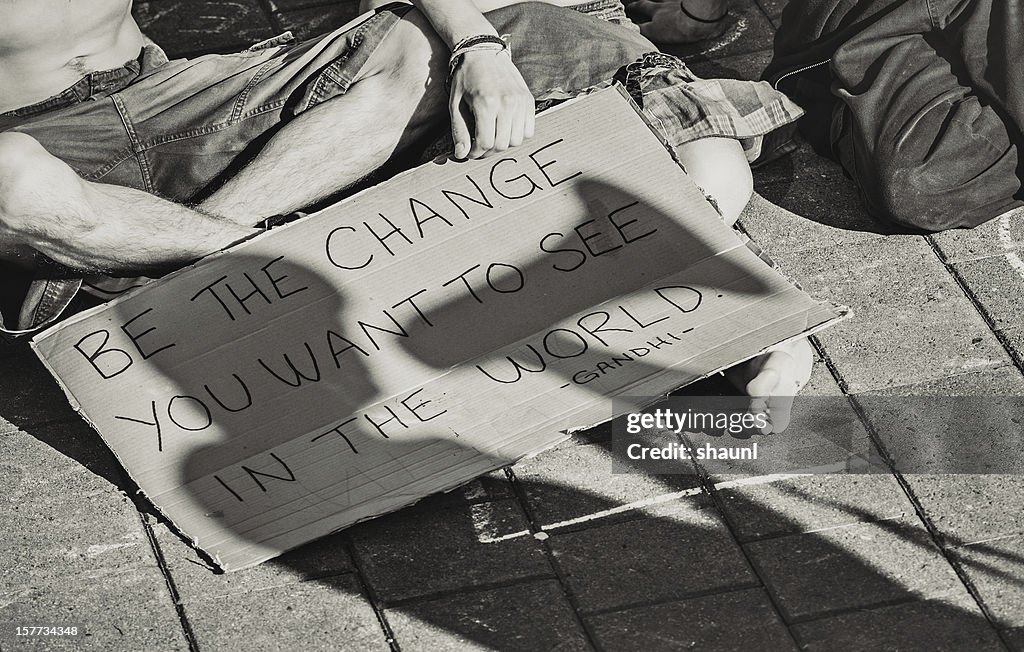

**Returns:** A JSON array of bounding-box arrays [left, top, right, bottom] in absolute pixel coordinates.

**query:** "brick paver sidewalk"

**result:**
[[3, 1, 1024, 650]]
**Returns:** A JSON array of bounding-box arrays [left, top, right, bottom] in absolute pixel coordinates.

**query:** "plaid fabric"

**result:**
[[618, 52, 804, 162]]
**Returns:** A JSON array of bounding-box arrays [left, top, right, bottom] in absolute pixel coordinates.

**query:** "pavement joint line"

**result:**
[[343, 536, 402, 652], [172, 570, 361, 605], [378, 573, 558, 610], [782, 595, 946, 628], [924, 232, 1024, 376], [577, 581, 765, 619], [502, 466, 604, 651], [844, 393, 1014, 649], [685, 457, 805, 648], [847, 362, 1014, 395], [476, 473, 836, 544], [136, 509, 201, 652], [957, 531, 1024, 549]]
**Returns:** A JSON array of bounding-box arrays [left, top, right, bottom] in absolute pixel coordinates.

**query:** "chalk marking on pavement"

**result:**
[[693, 16, 747, 57], [471, 471, 823, 543], [469, 501, 530, 544], [998, 212, 1024, 280]]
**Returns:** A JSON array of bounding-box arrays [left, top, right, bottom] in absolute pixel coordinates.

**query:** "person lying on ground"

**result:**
[[0, 0, 809, 430], [763, 0, 1024, 232]]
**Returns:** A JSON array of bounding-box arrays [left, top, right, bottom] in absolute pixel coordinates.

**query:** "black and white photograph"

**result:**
[[2, 0, 1023, 649]]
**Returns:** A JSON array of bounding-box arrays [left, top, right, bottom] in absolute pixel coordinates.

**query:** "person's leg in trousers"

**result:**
[[831, 0, 1023, 231]]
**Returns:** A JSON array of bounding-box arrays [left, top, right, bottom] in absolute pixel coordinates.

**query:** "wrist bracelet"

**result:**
[[450, 33, 507, 53], [446, 34, 511, 89]]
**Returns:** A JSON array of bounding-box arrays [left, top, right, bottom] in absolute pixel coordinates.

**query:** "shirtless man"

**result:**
[[0, 0, 811, 431]]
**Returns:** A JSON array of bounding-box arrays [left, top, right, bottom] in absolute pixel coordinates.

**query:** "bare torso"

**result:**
[[0, 0, 144, 113]]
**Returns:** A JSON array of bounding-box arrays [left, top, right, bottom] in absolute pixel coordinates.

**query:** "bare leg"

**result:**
[[0, 132, 252, 274], [676, 136, 812, 433], [675, 136, 751, 226], [201, 10, 448, 225]]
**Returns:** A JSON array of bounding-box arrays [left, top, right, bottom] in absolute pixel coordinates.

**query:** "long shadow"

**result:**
[[0, 4, 1011, 647], [8, 184, 994, 647]]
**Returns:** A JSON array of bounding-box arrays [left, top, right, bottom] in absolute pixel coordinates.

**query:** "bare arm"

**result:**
[[0, 133, 254, 275], [410, 0, 535, 158]]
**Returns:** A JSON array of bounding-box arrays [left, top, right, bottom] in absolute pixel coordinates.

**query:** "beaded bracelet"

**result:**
[[446, 34, 511, 88]]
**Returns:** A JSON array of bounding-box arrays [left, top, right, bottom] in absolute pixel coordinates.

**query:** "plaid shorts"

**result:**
[[1, 4, 800, 336]]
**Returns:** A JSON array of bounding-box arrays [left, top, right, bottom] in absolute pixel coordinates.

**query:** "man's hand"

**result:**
[[449, 48, 535, 159], [409, 0, 538, 159]]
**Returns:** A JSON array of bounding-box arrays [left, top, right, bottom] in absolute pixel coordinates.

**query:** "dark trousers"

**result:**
[[790, 0, 1024, 231]]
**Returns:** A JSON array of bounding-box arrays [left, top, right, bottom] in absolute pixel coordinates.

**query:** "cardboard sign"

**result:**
[[32, 88, 845, 571]]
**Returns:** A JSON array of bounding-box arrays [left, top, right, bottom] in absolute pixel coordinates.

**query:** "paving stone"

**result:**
[[184, 572, 388, 651], [413, 470, 516, 511], [753, 141, 846, 188], [134, 0, 276, 57], [349, 498, 551, 603], [715, 474, 910, 542], [741, 182, 885, 256], [953, 254, 1024, 330], [1000, 327, 1024, 369], [745, 517, 974, 621], [0, 341, 79, 429], [0, 430, 153, 592], [276, 4, 363, 41], [860, 399, 1024, 475], [0, 566, 188, 651], [547, 504, 755, 613], [792, 599, 1003, 651], [951, 535, 1024, 629], [780, 237, 1008, 393], [152, 521, 355, 602], [857, 370, 1024, 475], [861, 365, 1024, 396], [686, 395, 881, 479], [4, 417, 125, 489], [799, 353, 844, 395], [513, 442, 703, 533], [588, 587, 796, 651], [900, 476, 1024, 547], [1005, 627, 1024, 651], [930, 206, 1024, 263], [386, 579, 589, 651], [684, 47, 772, 82]]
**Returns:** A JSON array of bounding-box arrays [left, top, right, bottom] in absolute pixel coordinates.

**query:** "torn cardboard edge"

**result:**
[[31, 86, 849, 571]]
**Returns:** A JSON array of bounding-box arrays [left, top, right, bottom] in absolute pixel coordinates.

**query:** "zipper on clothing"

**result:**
[[773, 58, 832, 90]]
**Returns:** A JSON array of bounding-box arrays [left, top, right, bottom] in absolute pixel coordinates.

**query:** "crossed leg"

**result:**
[[0, 10, 450, 273]]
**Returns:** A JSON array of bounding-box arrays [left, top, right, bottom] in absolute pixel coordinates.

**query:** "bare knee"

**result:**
[[675, 137, 753, 226]]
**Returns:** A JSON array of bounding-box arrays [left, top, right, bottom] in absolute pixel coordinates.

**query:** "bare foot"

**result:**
[[625, 0, 728, 45], [725, 337, 813, 434]]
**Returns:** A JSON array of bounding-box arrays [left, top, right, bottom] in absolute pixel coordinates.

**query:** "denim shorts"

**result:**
[[1, 2, 801, 336], [0, 5, 413, 336]]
